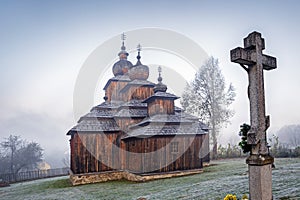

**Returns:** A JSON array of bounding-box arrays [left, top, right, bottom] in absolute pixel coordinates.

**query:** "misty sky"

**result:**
[[1, 0, 299, 167]]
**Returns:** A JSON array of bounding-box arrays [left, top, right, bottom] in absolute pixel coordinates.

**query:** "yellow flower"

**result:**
[[224, 194, 237, 200], [242, 194, 249, 200]]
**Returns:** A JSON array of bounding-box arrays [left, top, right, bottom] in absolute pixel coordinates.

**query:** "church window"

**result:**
[[170, 142, 179, 153]]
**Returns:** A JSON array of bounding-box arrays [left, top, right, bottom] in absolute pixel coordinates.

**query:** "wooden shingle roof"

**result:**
[[67, 118, 120, 135], [123, 122, 207, 139], [103, 75, 131, 90], [120, 79, 155, 93], [142, 92, 179, 103], [130, 113, 194, 128], [114, 108, 147, 118]]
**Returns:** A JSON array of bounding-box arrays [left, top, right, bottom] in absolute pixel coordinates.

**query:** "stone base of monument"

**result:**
[[246, 155, 274, 200]]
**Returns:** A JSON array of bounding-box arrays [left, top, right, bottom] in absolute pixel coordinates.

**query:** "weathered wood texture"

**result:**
[[124, 86, 154, 101], [115, 118, 143, 132], [70, 133, 207, 174], [106, 81, 128, 102], [125, 135, 204, 174], [148, 99, 174, 116], [69, 69, 209, 176], [106, 80, 154, 102], [201, 133, 210, 163], [70, 133, 123, 174]]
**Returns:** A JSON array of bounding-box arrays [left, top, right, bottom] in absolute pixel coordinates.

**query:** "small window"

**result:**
[[132, 141, 135, 147], [170, 142, 179, 153]]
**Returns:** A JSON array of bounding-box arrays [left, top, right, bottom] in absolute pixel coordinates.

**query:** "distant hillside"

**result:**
[[276, 124, 300, 147]]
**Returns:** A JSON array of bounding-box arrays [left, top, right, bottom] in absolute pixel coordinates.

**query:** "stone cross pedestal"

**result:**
[[230, 31, 276, 200]]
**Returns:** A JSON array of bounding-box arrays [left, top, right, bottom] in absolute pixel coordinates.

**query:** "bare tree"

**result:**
[[0, 135, 43, 174], [181, 57, 236, 159], [0, 135, 22, 173]]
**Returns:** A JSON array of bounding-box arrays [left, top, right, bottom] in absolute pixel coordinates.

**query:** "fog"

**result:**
[[1, 1, 299, 167]]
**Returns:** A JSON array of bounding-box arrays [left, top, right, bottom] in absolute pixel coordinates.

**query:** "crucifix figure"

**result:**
[[230, 31, 276, 200]]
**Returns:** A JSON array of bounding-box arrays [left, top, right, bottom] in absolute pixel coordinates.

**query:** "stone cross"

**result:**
[[230, 31, 276, 200]]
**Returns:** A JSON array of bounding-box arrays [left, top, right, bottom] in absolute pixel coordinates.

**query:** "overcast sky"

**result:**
[[1, 0, 299, 167]]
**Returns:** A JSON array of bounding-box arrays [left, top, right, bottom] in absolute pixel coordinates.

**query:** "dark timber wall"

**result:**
[[70, 133, 207, 174], [70, 133, 123, 174], [124, 135, 204, 174]]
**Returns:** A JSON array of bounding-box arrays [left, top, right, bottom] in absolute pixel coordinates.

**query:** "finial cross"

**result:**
[[137, 44, 142, 52], [121, 32, 126, 42], [121, 33, 126, 50], [157, 66, 162, 83]]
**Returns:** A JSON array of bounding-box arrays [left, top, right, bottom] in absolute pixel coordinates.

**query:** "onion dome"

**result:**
[[154, 66, 167, 93], [128, 44, 149, 80], [112, 33, 133, 76], [112, 60, 133, 76]]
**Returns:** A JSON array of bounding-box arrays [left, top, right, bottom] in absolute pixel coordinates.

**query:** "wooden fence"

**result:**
[[0, 167, 69, 183]]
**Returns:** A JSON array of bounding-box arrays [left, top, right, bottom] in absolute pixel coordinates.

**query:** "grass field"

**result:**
[[0, 158, 299, 200]]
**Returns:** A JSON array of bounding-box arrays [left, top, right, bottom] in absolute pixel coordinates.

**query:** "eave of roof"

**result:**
[[114, 108, 147, 118], [103, 75, 131, 90], [67, 118, 121, 135], [119, 79, 155, 93], [142, 92, 179, 103], [129, 113, 197, 129], [123, 123, 208, 139]]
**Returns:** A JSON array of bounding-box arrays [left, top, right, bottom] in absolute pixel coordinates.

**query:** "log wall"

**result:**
[[70, 132, 123, 174], [124, 86, 154, 101], [70, 133, 207, 175], [148, 99, 174, 116], [106, 81, 129, 102], [125, 135, 204, 174], [105, 80, 154, 103]]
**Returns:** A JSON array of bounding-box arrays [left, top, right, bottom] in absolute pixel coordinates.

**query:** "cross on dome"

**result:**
[[158, 66, 162, 83], [112, 32, 133, 76], [121, 32, 126, 51], [154, 66, 167, 93], [136, 44, 142, 62], [118, 32, 129, 57]]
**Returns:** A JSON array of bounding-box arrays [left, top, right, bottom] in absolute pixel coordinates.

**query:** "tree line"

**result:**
[[217, 124, 300, 159], [0, 135, 43, 175], [217, 141, 300, 159]]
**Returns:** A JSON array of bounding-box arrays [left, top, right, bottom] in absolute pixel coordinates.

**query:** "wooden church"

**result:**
[[67, 35, 209, 185]]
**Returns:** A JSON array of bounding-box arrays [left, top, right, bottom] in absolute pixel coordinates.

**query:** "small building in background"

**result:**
[[37, 161, 51, 171]]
